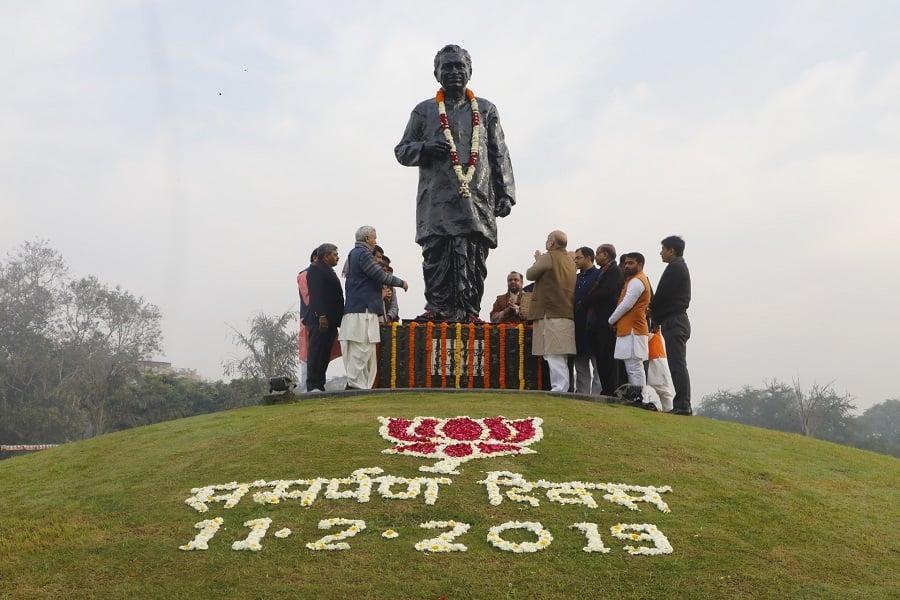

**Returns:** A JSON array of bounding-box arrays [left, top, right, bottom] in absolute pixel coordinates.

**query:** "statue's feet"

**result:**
[[415, 310, 444, 322], [466, 314, 485, 324]]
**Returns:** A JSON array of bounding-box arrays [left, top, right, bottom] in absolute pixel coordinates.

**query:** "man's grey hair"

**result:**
[[355, 225, 376, 242], [316, 243, 337, 260], [434, 44, 472, 76]]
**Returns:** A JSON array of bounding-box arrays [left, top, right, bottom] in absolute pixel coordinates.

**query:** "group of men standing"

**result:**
[[297, 226, 408, 393], [295, 44, 691, 411], [492, 232, 693, 415]]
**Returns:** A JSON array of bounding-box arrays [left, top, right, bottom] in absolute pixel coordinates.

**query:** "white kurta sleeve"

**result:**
[[608, 278, 646, 325]]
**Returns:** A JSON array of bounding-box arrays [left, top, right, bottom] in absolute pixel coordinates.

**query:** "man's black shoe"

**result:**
[[627, 399, 658, 411], [666, 408, 693, 416]]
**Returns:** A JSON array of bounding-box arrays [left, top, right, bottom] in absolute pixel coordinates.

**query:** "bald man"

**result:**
[[526, 230, 577, 391]]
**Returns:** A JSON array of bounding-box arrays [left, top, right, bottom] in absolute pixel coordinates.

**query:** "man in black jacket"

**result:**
[[649, 235, 692, 415], [305, 243, 344, 392], [585, 243, 625, 396]]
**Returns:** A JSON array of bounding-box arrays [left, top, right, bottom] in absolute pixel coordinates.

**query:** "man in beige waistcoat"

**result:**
[[526, 230, 577, 391]]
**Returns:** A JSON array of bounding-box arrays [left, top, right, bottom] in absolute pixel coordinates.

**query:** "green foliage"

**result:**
[[0, 240, 163, 443], [698, 381, 898, 457], [0, 393, 897, 599], [697, 381, 800, 433], [854, 399, 900, 457]]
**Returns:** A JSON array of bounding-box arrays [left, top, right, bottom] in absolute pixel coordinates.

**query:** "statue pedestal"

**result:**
[[376, 321, 549, 390]]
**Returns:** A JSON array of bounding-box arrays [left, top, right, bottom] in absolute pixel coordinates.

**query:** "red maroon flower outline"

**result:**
[[377, 416, 544, 474]]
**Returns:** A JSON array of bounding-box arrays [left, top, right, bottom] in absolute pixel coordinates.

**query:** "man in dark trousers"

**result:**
[[304, 243, 344, 392], [585, 243, 625, 396], [649, 235, 692, 415]]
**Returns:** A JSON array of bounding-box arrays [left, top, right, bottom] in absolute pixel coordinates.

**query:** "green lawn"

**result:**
[[1, 391, 898, 599]]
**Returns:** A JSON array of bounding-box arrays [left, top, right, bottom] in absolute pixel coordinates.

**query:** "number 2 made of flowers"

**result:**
[[414, 520, 471, 552], [306, 518, 367, 551]]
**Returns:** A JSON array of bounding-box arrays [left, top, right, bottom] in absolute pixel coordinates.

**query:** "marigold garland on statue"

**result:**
[[436, 88, 480, 198]]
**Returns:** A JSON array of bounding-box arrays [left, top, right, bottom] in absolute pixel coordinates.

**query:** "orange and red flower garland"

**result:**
[[467, 323, 475, 388], [482, 323, 490, 387], [498, 324, 506, 389], [425, 322, 434, 388], [440, 323, 448, 388], [407, 321, 418, 388]]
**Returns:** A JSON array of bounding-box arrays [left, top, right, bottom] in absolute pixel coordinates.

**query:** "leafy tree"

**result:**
[[58, 276, 163, 436], [0, 240, 163, 443], [222, 311, 298, 381], [697, 381, 800, 433], [853, 399, 900, 457]]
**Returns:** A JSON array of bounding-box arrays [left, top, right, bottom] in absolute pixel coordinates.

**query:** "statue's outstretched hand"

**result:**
[[494, 197, 512, 217]]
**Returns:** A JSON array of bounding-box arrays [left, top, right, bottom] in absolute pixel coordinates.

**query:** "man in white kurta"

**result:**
[[607, 253, 652, 387], [340, 226, 408, 389]]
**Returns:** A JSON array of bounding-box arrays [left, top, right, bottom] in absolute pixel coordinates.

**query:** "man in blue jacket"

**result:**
[[341, 226, 408, 389]]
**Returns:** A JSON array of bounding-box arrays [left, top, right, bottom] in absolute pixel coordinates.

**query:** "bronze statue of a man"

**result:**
[[395, 44, 516, 323]]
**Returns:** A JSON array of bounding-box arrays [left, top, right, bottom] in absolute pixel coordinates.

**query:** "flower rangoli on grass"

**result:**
[[377, 416, 543, 473]]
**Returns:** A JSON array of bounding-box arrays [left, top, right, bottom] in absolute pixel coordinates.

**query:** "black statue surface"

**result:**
[[395, 44, 515, 323]]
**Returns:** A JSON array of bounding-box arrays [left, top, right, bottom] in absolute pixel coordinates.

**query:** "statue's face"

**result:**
[[436, 54, 470, 91]]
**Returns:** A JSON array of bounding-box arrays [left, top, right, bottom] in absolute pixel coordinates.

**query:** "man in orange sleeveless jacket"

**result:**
[[608, 253, 651, 387]]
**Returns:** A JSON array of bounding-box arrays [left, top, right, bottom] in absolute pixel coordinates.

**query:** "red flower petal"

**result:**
[[413, 418, 439, 439], [396, 442, 438, 455], [508, 419, 538, 443], [476, 442, 521, 454], [442, 417, 484, 441], [443, 443, 474, 457]]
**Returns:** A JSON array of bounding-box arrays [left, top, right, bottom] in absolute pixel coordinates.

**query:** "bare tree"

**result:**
[[222, 310, 298, 381], [791, 379, 855, 439]]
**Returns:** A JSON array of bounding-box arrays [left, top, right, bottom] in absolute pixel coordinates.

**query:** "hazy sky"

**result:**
[[3, 1, 899, 410]]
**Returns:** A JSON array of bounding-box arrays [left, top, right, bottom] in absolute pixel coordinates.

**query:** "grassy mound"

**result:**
[[1, 392, 898, 599]]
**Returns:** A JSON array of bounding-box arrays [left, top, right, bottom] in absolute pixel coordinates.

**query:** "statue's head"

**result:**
[[434, 44, 472, 90]]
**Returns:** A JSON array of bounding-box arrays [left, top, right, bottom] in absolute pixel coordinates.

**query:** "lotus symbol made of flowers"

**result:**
[[377, 416, 544, 474]]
